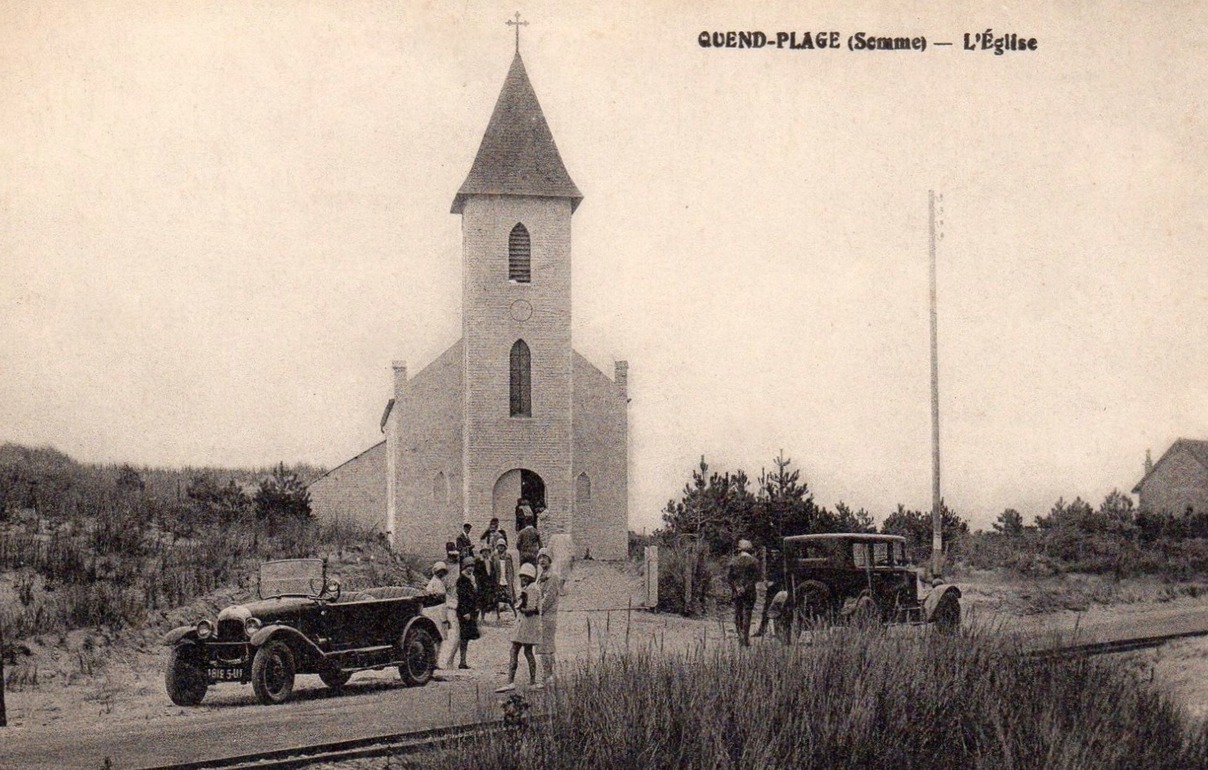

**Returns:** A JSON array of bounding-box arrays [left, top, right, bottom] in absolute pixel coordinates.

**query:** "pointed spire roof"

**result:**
[[451, 53, 582, 214]]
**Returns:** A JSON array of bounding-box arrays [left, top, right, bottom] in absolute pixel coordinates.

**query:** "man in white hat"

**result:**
[[426, 561, 448, 597], [422, 562, 450, 635], [727, 538, 760, 647], [438, 557, 461, 669]]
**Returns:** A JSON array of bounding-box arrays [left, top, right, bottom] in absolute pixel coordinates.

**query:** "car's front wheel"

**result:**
[[251, 639, 296, 705], [398, 626, 437, 687], [165, 643, 208, 706]]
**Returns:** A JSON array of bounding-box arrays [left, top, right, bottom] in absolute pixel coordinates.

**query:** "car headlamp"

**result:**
[[244, 617, 262, 635], [196, 619, 214, 640]]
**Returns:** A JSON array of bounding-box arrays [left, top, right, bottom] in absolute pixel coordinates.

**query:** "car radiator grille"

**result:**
[[217, 619, 246, 641]]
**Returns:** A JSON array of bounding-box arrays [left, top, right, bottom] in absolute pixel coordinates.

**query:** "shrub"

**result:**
[[445, 626, 1208, 770], [654, 539, 715, 616]]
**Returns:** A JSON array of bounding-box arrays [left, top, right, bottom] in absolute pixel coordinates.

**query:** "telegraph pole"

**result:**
[[929, 190, 943, 577]]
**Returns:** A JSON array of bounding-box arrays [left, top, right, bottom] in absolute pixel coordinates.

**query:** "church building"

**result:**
[[309, 50, 629, 561]]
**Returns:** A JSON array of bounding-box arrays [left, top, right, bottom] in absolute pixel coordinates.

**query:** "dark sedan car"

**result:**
[[163, 558, 444, 705], [776, 533, 961, 640]]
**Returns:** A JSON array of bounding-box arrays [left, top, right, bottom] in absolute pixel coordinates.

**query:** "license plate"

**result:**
[[209, 667, 244, 682]]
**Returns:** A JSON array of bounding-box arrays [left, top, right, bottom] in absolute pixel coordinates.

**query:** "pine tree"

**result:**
[[253, 462, 312, 527]]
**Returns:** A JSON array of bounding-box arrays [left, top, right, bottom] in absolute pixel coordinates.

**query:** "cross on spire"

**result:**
[[506, 11, 528, 53]]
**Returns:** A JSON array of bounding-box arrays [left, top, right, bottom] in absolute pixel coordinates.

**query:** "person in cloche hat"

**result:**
[[534, 548, 564, 687], [496, 562, 540, 693], [453, 557, 480, 669]]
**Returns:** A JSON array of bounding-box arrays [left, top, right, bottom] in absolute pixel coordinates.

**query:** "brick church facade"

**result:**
[[310, 52, 629, 560]]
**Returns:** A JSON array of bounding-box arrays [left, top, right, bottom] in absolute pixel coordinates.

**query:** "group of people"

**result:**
[[451, 518, 518, 621], [424, 501, 562, 691]]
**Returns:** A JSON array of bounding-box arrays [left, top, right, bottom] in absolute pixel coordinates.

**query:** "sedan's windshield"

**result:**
[[259, 559, 325, 599]]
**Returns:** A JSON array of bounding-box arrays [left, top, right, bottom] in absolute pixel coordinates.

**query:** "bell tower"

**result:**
[[314, 39, 627, 560], [452, 51, 583, 539]]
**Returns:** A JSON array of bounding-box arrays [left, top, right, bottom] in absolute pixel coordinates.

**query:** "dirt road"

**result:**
[[4, 562, 1208, 769], [0, 676, 491, 770]]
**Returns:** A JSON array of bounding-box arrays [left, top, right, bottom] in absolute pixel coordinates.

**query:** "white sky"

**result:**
[[1, 1, 1205, 533]]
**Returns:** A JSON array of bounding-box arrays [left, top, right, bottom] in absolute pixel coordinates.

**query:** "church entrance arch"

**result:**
[[493, 468, 546, 533]]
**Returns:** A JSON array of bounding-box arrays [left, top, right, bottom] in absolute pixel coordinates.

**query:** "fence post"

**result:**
[[1, 621, 7, 727], [644, 545, 659, 608]]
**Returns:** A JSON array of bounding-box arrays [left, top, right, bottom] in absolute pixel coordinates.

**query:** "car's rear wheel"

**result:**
[[398, 626, 437, 687], [933, 593, 961, 635], [319, 667, 352, 689], [851, 592, 880, 625], [792, 580, 832, 635], [166, 643, 208, 706], [251, 639, 296, 705]]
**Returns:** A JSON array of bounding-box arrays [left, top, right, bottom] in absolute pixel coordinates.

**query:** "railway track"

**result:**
[[136, 718, 514, 770], [1025, 626, 1208, 660]]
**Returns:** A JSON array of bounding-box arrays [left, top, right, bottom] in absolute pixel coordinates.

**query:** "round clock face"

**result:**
[[510, 300, 533, 322]]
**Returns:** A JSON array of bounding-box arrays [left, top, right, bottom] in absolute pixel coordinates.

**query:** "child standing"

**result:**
[[495, 562, 540, 692]]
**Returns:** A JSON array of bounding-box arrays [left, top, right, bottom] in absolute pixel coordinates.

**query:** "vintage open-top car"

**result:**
[[776, 533, 961, 639], [163, 558, 444, 705]]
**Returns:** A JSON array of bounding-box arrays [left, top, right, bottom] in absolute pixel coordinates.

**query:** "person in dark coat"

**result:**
[[474, 545, 495, 620], [516, 516, 542, 567], [727, 539, 760, 647], [454, 558, 479, 668], [514, 498, 535, 533], [455, 523, 474, 561], [480, 517, 508, 551]]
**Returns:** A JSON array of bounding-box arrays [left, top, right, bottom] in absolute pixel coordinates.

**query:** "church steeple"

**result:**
[[451, 53, 582, 214]]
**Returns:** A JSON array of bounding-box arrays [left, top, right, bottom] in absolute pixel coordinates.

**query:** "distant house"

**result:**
[[1132, 439, 1208, 515]]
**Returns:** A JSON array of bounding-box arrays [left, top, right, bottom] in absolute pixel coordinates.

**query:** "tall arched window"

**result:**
[[576, 472, 591, 503], [508, 223, 531, 283], [433, 471, 448, 505], [510, 340, 531, 417]]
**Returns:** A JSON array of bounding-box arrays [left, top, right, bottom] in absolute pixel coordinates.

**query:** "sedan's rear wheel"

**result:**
[[398, 626, 437, 687], [251, 640, 296, 705], [166, 644, 208, 706], [933, 593, 961, 635], [851, 593, 880, 625], [790, 580, 832, 640]]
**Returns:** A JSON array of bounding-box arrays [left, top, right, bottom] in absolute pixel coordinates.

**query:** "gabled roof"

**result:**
[[306, 440, 386, 488], [1132, 438, 1208, 493], [451, 52, 582, 214]]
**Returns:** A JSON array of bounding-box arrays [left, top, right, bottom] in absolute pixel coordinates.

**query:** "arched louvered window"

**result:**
[[576, 472, 591, 503], [508, 223, 531, 283], [510, 340, 531, 417]]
